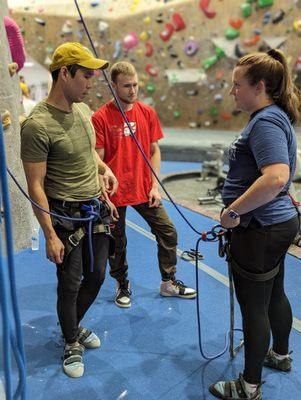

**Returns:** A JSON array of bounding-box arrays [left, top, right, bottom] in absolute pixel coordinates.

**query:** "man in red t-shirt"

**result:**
[[92, 61, 196, 308]]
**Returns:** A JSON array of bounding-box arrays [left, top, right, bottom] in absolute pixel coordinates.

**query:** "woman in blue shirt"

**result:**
[[209, 49, 300, 400]]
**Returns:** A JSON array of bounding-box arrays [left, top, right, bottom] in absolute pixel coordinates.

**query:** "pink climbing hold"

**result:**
[[145, 64, 158, 77], [172, 13, 186, 31], [4, 16, 26, 72], [159, 23, 174, 41], [123, 32, 139, 50], [199, 0, 216, 19], [145, 41, 153, 57]]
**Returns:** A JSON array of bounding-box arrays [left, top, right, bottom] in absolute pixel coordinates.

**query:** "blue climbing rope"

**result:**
[[0, 117, 27, 399]]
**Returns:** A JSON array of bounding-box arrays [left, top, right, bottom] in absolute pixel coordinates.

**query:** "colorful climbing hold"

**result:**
[[214, 94, 223, 102], [225, 26, 240, 40], [272, 9, 285, 24], [186, 89, 199, 96], [146, 83, 155, 93], [8, 62, 18, 77], [172, 13, 186, 31], [145, 64, 158, 77], [203, 55, 218, 70], [98, 21, 109, 34], [184, 40, 199, 56], [220, 112, 232, 121], [173, 110, 181, 119], [4, 16, 26, 72], [229, 18, 244, 30], [243, 34, 260, 46], [1, 110, 12, 130], [123, 32, 139, 50], [113, 40, 122, 59], [34, 17, 46, 26], [257, 0, 274, 8], [159, 23, 174, 41], [199, 0, 216, 19], [241, 3, 252, 18], [145, 41, 153, 57], [210, 106, 219, 117], [262, 11, 271, 25], [143, 16, 151, 24], [293, 19, 301, 35], [140, 31, 149, 41]]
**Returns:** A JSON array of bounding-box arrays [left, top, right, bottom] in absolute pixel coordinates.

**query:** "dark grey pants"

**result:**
[[109, 202, 178, 282], [50, 201, 109, 343]]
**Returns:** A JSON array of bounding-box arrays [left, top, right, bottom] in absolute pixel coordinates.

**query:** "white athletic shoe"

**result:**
[[78, 326, 100, 349], [63, 344, 85, 378], [160, 279, 197, 299]]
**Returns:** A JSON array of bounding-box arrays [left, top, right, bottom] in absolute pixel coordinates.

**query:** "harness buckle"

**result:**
[[104, 224, 111, 235], [68, 233, 80, 247]]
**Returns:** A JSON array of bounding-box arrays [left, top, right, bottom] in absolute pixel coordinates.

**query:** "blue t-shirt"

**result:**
[[222, 104, 297, 226]]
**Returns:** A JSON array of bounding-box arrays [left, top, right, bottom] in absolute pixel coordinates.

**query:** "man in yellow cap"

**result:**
[[20, 42, 117, 378]]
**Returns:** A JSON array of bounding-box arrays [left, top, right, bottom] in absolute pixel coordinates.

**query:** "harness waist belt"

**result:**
[[229, 255, 280, 282], [48, 197, 95, 208]]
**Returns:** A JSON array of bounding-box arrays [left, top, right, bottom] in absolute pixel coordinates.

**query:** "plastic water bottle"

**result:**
[[31, 217, 40, 251], [31, 228, 39, 251]]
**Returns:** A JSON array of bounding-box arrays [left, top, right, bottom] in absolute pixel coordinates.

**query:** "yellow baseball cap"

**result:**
[[49, 42, 109, 72]]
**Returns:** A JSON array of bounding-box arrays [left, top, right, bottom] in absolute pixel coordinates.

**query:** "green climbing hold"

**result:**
[[241, 3, 252, 18], [215, 47, 225, 59], [225, 26, 240, 40], [202, 55, 218, 70], [146, 83, 155, 93], [210, 106, 219, 117], [173, 110, 181, 119], [257, 0, 274, 8]]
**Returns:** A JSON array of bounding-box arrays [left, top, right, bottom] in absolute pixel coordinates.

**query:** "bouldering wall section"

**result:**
[[1, 0, 33, 251], [10, 0, 301, 129]]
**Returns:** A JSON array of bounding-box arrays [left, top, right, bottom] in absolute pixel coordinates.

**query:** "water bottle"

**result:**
[[31, 227, 39, 251], [31, 216, 40, 251]]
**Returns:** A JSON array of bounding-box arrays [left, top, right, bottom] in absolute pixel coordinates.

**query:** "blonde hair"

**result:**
[[237, 50, 301, 124], [110, 61, 137, 83]]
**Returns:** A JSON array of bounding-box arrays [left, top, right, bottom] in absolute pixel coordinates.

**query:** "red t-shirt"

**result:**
[[92, 101, 164, 207]]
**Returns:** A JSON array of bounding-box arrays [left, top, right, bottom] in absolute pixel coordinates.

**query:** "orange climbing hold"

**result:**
[[229, 18, 244, 30], [243, 35, 261, 47]]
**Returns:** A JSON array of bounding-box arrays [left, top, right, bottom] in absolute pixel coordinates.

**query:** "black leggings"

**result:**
[[230, 216, 299, 384]]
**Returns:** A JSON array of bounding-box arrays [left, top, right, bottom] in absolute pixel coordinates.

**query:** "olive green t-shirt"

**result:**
[[21, 100, 101, 201]]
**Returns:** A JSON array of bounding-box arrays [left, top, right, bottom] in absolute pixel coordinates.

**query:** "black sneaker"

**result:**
[[115, 280, 132, 308], [263, 348, 292, 372]]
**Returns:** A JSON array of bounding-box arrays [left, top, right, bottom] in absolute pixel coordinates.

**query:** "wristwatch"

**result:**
[[227, 209, 239, 220]]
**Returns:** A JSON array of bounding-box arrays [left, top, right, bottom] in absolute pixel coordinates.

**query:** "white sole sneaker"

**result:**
[[63, 344, 85, 378]]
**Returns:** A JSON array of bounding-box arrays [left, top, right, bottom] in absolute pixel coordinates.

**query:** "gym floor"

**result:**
[[1, 161, 300, 400]]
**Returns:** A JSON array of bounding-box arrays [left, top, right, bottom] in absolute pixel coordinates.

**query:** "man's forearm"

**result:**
[[150, 149, 161, 189], [28, 187, 57, 240]]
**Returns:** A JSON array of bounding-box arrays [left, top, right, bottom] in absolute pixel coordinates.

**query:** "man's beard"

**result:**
[[119, 95, 137, 104]]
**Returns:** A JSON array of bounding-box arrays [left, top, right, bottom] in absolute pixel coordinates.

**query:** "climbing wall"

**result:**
[[1, 0, 33, 250], [9, 0, 301, 129]]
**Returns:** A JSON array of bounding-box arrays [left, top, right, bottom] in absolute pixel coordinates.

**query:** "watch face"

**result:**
[[228, 210, 239, 219]]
